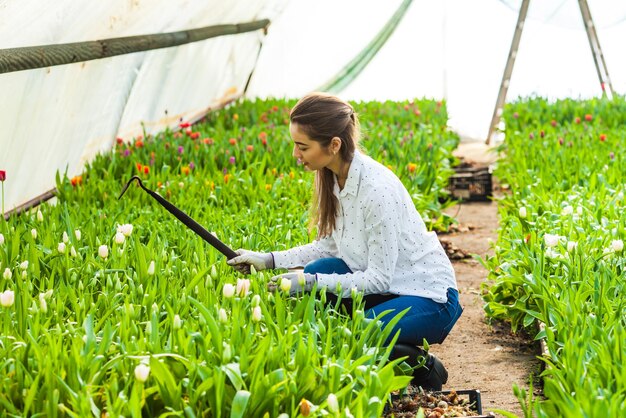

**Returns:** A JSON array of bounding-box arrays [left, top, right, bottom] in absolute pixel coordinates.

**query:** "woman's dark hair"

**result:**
[[290, 92, 361, 238]]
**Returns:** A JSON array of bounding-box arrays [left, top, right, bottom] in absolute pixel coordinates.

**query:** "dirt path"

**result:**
[[388, 142, 542, 417], [430, 200, 541, 417]]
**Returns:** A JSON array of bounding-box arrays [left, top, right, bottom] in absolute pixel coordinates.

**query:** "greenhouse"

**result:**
[[1, 0, 625, 416]]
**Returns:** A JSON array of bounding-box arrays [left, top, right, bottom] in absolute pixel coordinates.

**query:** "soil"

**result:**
[[433, 200, 542, 417]]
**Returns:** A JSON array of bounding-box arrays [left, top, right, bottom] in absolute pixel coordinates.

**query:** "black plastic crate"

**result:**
[[447, 165, 492, 201]]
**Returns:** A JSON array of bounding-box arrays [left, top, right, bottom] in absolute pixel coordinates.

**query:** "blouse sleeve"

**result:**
[[272, 234, 338, 269]]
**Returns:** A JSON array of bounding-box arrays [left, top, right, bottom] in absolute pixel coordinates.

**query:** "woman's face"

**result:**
[[290, 123, 334, 171]]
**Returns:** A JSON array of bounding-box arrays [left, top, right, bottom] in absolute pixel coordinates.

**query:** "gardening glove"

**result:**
[[227, 249, 274, 274], [268, 272, 317, 295]]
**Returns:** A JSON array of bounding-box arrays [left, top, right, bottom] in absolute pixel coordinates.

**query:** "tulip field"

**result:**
[[483, 97, 626, 416], [0, 99, 460, 417], [2, 94, 624, 417]]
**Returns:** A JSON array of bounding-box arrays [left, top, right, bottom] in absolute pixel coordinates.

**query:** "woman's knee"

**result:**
[[304, 258, 351, 275]]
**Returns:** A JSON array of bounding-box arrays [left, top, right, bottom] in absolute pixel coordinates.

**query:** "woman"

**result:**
[[228, 92, 462, 390]]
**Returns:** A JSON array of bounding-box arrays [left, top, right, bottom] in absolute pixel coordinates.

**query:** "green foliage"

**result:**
[[0, 97, 455, 416], [482, 95, 626, 416]]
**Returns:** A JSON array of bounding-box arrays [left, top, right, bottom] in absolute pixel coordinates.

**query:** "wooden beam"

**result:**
[[486, 0, 530, 145], [578, 0, 614, 99], [0, 19, 270, 74]]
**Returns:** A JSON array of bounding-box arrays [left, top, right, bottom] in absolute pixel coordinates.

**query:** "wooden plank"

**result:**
[[578, 0, 614, 99], [486, 0, 530, 145], [0, 20, 269, 74]]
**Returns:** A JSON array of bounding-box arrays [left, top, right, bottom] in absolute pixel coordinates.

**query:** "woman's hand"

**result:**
[[227, 249, 274, 273], [268, 272, 317, 295]]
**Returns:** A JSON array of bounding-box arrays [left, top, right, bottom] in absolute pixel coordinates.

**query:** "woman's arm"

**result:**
[[272, 234, 338, 269]]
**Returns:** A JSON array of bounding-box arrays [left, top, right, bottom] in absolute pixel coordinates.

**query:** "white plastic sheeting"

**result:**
[[0, 0, 285, 211], [2, 0, 626, 210], [248, 0, 626, 140]]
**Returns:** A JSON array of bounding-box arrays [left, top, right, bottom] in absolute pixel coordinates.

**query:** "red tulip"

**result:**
[[0, 170, 5, 182], [599, 134, 606, 142], [584, 114, 592, 122], [179, 122, 191, 129]]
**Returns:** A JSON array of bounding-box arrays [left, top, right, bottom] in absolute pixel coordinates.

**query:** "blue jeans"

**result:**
[[304, 257, 463, 346]]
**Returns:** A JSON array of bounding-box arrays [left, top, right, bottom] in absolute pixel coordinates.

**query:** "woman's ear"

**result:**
[[331, 137, 342, 154]]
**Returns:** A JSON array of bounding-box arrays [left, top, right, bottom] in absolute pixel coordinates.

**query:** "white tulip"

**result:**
[[567, 241, 577, 252], [3, 268, 11, 280], [222, 343, 232, 362], [117, 224, 133, 237], [71, 246, 77, 257], [223, 283, 235, 298], [58, 242, 66, 253], [218, 308, 228, 323], [251, 306, 262, 322], [62, 231, 69, 243], [134, 363, 150, 382], [561, 206, 573, 216], [31, 229, 37, 239], [251, 294, 261, 307], [39, 293, 48, 313], [114, 232, 125, 245], [544, 234, 560, 248], [19, 261, 28, 270], [98, 245, 109, 259], [173, 314, 182, 330], [36, 209, 43, 222], [518, 207, 527, 219], [147, 260, 155, 276], [280, 277, 292, 292], [0, 290, 15, 307], [612, 240, 624, 252], [327, 393, 339, 413], [0, 233, 4, 245], [297, 272, 306, 287], [75, 229, 82, 241], [236, 278, 250, 297], [576, 206, 583, 216]]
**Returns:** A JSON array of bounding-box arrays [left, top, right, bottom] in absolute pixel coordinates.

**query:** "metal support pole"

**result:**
[[486, 0, 530, 145], [578, 0, 614, 99]]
